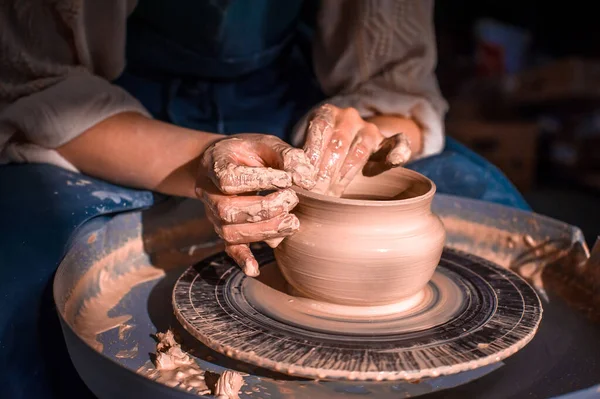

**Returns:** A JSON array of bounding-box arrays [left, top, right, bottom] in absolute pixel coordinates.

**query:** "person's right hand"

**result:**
[[302, 104, 412, 197], [196, 134, 316, 277]]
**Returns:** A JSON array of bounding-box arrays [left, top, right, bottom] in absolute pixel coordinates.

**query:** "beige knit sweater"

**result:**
[[0, 0, 447, 172]]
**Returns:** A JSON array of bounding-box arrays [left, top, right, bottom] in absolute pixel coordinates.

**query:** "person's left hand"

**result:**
[[303, 104, 412, 197], [196, 134, 317, 276]]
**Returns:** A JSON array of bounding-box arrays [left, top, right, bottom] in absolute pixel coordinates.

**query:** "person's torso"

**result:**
[[115, 0, 323, 139]]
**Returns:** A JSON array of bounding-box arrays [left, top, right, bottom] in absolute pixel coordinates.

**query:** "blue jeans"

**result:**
[[407, 138, 530, 210]]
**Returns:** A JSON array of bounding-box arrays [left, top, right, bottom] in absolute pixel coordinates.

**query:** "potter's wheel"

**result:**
[[54, 193, 600, 399], [173, 245, 542, 381]]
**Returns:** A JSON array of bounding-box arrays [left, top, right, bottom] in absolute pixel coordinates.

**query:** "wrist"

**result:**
[[58, 112, 226, 199], [155, 132, 223, 199]]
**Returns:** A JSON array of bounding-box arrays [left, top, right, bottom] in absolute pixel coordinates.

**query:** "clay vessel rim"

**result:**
[[294, 169, 436, 207]]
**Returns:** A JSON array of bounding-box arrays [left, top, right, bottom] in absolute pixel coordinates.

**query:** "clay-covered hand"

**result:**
[[197, 134, 316, 277], [304, 104, 412, 197]]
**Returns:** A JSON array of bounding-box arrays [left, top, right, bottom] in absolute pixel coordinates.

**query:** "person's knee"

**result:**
[[407, 151, 530, 210], [407, 152, 489, 199]]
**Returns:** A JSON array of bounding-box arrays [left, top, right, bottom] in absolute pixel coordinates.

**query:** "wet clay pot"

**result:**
[[273, 168, 446, 306]]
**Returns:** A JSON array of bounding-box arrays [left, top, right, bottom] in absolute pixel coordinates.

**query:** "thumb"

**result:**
[[362, 133, 412, 177], [280, 146, 317, 190], [251, 136, 317, 190], [369, 133, 412, 166]]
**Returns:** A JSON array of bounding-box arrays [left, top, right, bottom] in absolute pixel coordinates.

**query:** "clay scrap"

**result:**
[[143, 329, 244, 398], [214, 370, 244, 399], [149, 330, 210, 393]]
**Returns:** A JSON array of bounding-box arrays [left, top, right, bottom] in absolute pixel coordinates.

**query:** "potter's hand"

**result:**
[[304, 104, 412, 196], [197, 134, 316, 276]]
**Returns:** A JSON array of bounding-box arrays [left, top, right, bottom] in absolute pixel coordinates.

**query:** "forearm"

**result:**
[[367, 115, 423, 158], [57, 113, 223, 198]]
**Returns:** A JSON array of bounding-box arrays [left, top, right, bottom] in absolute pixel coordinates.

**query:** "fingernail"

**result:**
[[243, 259, 260, 277], [277, 214, 300, 234], [265, 237, 285, 248]]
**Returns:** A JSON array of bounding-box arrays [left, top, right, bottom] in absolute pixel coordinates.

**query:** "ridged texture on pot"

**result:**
[[274, 168, 446, 306]]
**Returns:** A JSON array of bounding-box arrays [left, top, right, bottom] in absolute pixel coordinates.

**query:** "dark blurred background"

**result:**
[[434, 0, 599, 244]]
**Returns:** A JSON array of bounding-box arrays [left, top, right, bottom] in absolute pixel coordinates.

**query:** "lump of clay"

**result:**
[[154, 330, 194, 370], [145, 329, 210, 393], [213, 370, 244, 399]]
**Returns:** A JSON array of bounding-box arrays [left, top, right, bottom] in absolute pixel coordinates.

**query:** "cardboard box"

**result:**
[[446, 120, 539, 192]]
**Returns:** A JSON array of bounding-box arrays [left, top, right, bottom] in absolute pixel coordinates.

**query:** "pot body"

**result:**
[[274, 168, 446, 306]]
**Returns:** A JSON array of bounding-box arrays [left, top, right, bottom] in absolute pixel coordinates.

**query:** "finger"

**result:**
[[386, 134, 412, 166], [369, 133, 412, 166], [204, 199, 288, 249], [213, 161, 292, 195], [303, 104, 337, 167], [264, 237, 285, 248], [225, 244, 260, 277], [363, 133, 412, 177], [279, 146, 317, 190], [311, 115, 359, 194], [203, 188, 299, 224], [206, 192, 288, 249], [245, 135, 317, 190], [328, 125, 381, 197], [204, 204, 225, 233], [216, 213, 300, 245]]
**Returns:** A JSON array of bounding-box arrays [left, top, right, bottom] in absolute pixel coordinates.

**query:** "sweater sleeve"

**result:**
[[0, 0, 149, 171], [292, 0, 448, 158]]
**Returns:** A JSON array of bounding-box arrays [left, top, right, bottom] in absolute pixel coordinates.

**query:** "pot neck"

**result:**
[[295, 194, 434, 222]]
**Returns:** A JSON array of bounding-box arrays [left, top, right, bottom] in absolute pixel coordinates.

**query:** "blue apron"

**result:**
[[0, 1, 529, 398], [115, 0, 320, 139]]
